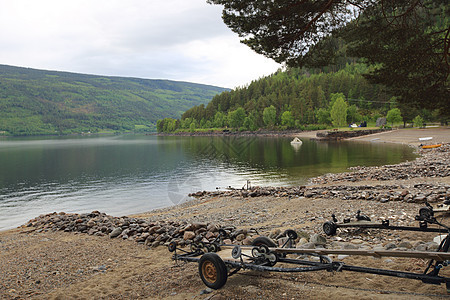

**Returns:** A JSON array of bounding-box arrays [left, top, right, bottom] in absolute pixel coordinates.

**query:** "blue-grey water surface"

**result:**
[[0, 135, 417, 230]]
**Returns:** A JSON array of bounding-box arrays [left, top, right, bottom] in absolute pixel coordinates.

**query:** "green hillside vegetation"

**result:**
[[157, 62, 439, 133], [0, 65, 227, 136]]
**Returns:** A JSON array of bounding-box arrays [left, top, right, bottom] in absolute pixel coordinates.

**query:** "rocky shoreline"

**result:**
[[315, 128, 392, 140], [157, 129, 306, 138], [158, 127, 391, 141], [23, 206, 447, 257], [189, 144, 449, 202], [190, 182, 449, 204]]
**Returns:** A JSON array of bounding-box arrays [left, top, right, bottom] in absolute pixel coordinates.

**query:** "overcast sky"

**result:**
[[0, 0, 281, 88]]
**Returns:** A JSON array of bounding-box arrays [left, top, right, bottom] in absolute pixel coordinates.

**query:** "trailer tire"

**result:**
[[252, 236, 277, 248], [251, 247, 261, 257], [266, 252, 279, 266], [285, 229, 298, 240], [419, 207, 433, 219], [358, 215, 371, 221], [209, 242, 220, 253], [323, 221, 337, 236], [168, 241, 177, 252], [190, 243, 199, 252], [218, 229, 228, 238], [258, 244, 270, 254], [198, 253, 228, 289], [231, 245, 241, 259]]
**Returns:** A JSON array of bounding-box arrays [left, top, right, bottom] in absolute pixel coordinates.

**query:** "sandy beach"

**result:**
[[1, 127, 449, 299]]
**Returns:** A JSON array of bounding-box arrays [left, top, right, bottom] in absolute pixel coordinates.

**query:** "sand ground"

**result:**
[[296, 127, 450, 146], [347, 127, 450, 146], [0, 127, 449, 299]]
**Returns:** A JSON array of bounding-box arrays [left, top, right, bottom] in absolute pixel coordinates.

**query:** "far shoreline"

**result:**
[[1, 125, 446, 142], [157, 128, 311, 138], [157, 126, 450, 148]]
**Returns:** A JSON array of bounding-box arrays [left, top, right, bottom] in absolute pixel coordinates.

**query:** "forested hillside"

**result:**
[[0, 65, 227, 135], [158, 62, 434, 133], [186, 63, 385, 125]]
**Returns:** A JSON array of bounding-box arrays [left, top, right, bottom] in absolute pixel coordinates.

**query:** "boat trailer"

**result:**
[[168, 227, 450, 291], [322, 208, 450, 236]]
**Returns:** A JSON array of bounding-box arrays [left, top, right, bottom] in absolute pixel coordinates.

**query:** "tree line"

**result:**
[[157, 63, 438, 133]]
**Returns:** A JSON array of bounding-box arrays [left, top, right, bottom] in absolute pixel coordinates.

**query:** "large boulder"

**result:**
[[183, 231, 196, 240], [310, 234, 327, 246], [109, 227, 122, 238]]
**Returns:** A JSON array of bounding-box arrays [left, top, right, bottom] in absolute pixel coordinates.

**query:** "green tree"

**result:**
[[316, 108, 331, 125], [189, 120, 196, 133], [228, 107, 246, 128], [161, 118, 178, 133], [243, 112, 258, 131], [200, 118, 206, 129], [330, 96, 348, 127], [207, 0, 362, 66], [156, 119, 164, 133], [328, 93, 346, 110], [213, 111, 226, 128], [343, 3, 449, 116], [386, 108, 403, 126], [413, 115, 424, 128], [347, 105, 361, 124], [263, 105, 277, 128], [181, 117, 192, 129], [281, 111, 295, 128]]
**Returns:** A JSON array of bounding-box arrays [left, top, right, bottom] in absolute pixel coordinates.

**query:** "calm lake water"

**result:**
[[0, 135, 417, 230]]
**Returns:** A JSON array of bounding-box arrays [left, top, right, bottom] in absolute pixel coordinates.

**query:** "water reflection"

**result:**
[[0, 135, 417, 230], [169, 135, 415, 182]]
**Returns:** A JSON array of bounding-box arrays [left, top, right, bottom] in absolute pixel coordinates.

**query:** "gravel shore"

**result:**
[[1, 127, 449, 299]]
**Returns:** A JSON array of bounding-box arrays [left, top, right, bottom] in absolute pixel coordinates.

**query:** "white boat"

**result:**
[[419, 137, 433, 141], [290, 137, 302, 145]]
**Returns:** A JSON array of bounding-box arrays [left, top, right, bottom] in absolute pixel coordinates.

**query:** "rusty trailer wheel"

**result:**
[[198, 253, 228, 289]]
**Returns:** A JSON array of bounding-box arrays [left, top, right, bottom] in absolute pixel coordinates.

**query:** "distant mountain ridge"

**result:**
[[0, 64, 228, 135]]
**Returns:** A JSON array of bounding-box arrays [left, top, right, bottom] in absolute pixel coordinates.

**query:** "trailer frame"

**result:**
[[168, 230, 450, 291]]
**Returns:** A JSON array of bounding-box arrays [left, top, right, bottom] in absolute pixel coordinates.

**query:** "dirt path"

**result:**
[[294, 127, 450, 146], [347, 127, 450, 146]]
